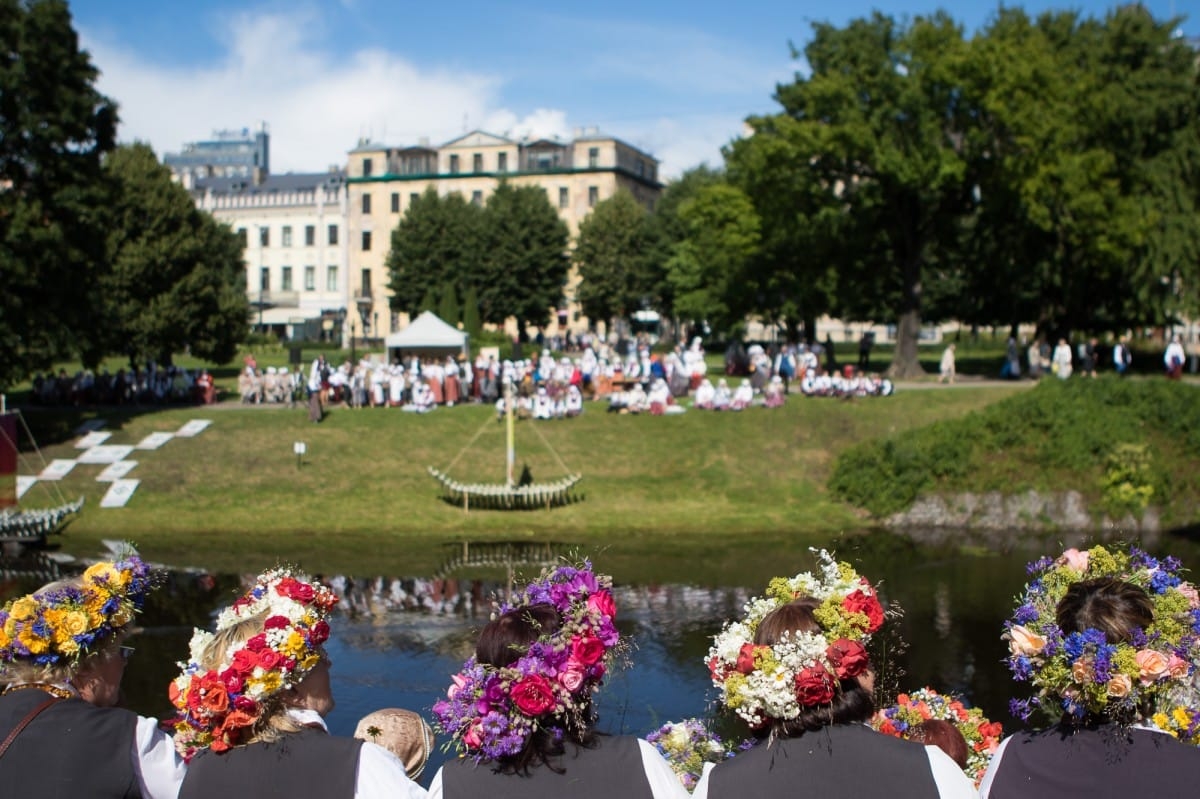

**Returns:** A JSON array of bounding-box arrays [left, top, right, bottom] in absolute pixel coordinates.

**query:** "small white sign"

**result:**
[[100, 478, 139, 508], [135, 432, 174, 450], [73, 419, 106, 435], [38, 459, 77, 480], [15, 475, 36, 499], [96, 461, 138, 482], [75, 431, 112, 449], [78, 445, 135, 464], [293, 441, 307, 456], [176, 419, 212, 437]]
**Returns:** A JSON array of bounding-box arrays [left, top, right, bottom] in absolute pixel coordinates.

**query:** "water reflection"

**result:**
[[8, 533, 1200, 787]]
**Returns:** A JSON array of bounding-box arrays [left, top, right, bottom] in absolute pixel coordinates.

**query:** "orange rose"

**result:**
[[1007, 625, 1046, 657], [1106, 674, 1132, 698], [1135, 650, 1170, 684]]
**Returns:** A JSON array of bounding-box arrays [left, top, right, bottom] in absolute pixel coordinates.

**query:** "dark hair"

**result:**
[[909, 719, 968, 769], [1055, 577, 1154, 724], [1056, 577, 1153, 644], [753, 598, 874, 737], [475, 603, 595, 774]]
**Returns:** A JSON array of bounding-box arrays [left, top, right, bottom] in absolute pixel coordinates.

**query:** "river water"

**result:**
[[10, 531, 1200, 783]]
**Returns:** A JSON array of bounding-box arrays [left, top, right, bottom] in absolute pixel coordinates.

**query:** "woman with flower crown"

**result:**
[[429, 561, 687, 799], [692, 551, 976, 799], [978, 545, 1200, 798], [0, 551, 187, 798], [169, 567, 427, 799]]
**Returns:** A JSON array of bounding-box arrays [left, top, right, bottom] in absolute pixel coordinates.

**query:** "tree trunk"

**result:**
[[888, 309, 925, 378]]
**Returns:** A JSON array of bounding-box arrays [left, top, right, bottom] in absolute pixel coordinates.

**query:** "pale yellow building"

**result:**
[[346, 127, 661, 338]]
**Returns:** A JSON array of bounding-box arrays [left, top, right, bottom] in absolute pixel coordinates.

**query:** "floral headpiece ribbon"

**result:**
[[1005, 545, 1200, 742], [432, 560, 620, 762], [707, 549, 884, 728], [0, 554, 153, 667], [168, 568, 338, 759]]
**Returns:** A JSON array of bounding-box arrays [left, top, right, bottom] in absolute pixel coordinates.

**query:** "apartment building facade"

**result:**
[[346, 127, 661, 338]]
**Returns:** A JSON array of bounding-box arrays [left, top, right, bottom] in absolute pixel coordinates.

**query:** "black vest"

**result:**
[[441, 735, 655, 799], [987, 724, 1200, 798], [179, 727, 362, 799], [708, 724, 941, 799], [0, 690, 141, 798]]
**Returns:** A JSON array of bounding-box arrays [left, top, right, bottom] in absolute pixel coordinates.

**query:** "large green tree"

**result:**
[[478, 182, 570, 340], [666, 183, 761, 336], [385, 188, 485, 318], [647, 166, 725, 321], [573, 190, 659, 328], [0, 0, 116, 387], [101, 143, 249, 366]]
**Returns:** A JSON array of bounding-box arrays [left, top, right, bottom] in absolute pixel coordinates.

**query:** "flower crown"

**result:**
[[432, 560, 621, 762], [168, 568, 338, 759], [871, 687, 1003, 785], [0, 554, 153, 668], [1005, 545, 1200, 738], [707, 549, 885, 729], [644, 719, 752, 790]]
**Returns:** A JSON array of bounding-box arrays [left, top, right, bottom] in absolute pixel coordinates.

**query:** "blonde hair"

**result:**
[[1, 578, 117, 688], [196, 612, 304, 745]]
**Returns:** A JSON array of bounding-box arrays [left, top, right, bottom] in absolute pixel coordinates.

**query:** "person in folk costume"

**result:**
[[693, 378, 715, 409], [533, 387, 553, 420], [763, 375, 786, 408], [730, 379, 754, 410], [565, 384, 584, 417], [443, 356, 460, 406], [169, 568, 426, 799], [712, 379, 732, 410], [0, 550, 187, 798], [1164, 334, 1186, 379], [429, 562, 687, 799], [694, 551, 976, 799], [580, 346, 598, 396], [647, 378, 670, 415]]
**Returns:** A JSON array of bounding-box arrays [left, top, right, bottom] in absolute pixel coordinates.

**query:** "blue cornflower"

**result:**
[[1026, 557, 1053, 576], [1014, 604, 1039, 624], [1011, 656, 1034, 681], [1009, 698, 1035, 722]]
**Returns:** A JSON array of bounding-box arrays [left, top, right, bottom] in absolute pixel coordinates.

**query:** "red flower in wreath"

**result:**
[[795, 663, 836, 706]]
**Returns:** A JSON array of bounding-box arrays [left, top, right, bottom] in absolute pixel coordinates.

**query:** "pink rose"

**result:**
[[1177, 584, 1200, 609], [1060, 548, 1090, 573], [1135, 650, 1170, 684], [571, 634, 606, 666], [1167, 654, 1191, 679], [448, 673, 468, 699], [1007, 625, 1046, 657], [511, 674, 557, 716], [794, 663, 836, 706], [586, 590, 616, 620], [558, 668, 585, 692], [1106, 674, 1132, 698], [736, 643, 763, 675], [826, 638, 870, 679], [462, 719, 483, 749]]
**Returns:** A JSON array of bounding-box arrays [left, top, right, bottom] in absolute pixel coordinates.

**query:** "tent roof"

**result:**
[[384, 311, 468, 350]]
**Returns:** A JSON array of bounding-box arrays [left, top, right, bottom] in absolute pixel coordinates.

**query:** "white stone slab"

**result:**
[[75, 431, 112, 449], [96, 461, 138, 482], [99, 479, 139, 508], [175, 419, 212, 437], [77, 445, 135, 464], [73, 419, 107, 435], [38, 459, 77, 480], [134, 432, 174, 450], [15, 475, 36, 499]]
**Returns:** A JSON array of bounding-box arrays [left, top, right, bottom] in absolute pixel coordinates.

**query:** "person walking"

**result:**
[[939, 343, 956, 384]]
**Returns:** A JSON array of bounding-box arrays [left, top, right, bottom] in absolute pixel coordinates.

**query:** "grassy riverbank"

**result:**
[[14, 386, 1024, 576]]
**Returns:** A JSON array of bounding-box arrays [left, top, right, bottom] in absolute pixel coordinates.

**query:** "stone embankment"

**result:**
[[885, 490, 1160, 547]]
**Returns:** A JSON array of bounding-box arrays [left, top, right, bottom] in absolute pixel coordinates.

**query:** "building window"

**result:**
[[636, 159, 645, 177], [361, 231, 372, 251], [361, 193, 371, 214], [362, 158, 373, 177], [361, 268, 372, 294], [588, 186, 599, 207], [558, 187, 569, 209], [410, 192, 419, 205], [259, 226, 270, 247], [236, 228, 247, 246], [328, 224, 338, 245], [588, 147, 599, 168], [304, 266, 315, 291], [391, 192, 400, 213], [498, 152, 507, 172], [281, 266, 293, 291], [449, 154, 459, 174], [304, 225, 315, 246], [326, 265, 338, 291], [281, 226, 292, 247], [259, 267, 270, 291], [473, 153, 483, 173], [471, 190, 483, 206]]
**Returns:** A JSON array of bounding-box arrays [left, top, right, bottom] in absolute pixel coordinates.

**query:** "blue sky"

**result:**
[[69, 0, 1195, 179]]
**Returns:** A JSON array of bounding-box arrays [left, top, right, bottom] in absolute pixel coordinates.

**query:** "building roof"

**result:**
[[195, 171, 346, 196]]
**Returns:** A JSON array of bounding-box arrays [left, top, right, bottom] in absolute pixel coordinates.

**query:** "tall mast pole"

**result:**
[[505, 379, 515, 488]]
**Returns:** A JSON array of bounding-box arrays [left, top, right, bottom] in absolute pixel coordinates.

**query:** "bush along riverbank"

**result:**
[[829, 377, 1200, 534]]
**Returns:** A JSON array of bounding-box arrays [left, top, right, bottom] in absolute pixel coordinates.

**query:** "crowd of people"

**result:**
[[29, 364, 217, 407], [3, 542, 1198, 797]]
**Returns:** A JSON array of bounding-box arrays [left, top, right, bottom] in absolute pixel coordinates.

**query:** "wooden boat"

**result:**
[[429, 383, 582, 511]]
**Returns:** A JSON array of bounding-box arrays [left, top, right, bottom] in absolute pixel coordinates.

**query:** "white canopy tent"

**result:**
[[385, 311, 470, 359]]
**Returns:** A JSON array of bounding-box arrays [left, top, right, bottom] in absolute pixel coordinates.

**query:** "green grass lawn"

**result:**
[[13, 386, 1024, 576]]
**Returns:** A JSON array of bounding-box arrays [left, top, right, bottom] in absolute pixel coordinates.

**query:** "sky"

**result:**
[[69, 0, 1196, 181]]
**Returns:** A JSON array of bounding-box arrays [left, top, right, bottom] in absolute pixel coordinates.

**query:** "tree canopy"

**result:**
[[573, 189, 660, 327]]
